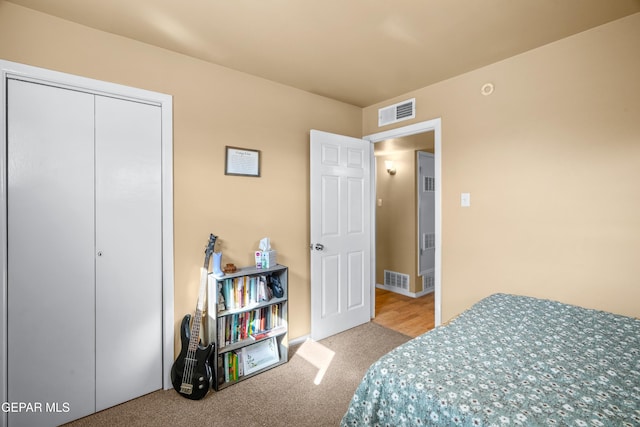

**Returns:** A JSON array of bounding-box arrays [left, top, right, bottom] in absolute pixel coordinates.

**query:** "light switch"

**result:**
[[377, 198, 383, 207], [461, 193, 471, 207]]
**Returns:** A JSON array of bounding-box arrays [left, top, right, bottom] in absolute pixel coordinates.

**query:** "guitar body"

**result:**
[[171, 314, 214, 400]]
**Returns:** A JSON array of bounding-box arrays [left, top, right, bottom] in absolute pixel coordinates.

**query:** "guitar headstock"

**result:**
[[206, 234, 217, 258]]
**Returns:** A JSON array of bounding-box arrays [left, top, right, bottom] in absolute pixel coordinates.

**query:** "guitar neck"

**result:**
[[187, 307, 203, 352], [187, 236, 214, 351]]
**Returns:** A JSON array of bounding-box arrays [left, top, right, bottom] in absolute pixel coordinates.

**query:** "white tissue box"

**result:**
[[260, 250, 277, 268]]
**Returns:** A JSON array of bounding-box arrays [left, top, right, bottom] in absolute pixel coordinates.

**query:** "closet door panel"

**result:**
[[7, 80, 96, 426], [94, 96, 163, 410]]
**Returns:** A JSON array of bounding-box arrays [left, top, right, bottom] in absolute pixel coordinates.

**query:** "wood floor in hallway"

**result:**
[[372, 288, 434, 338]]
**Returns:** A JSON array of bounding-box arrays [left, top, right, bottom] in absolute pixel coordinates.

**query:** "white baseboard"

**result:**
[[289, 334, 310, 347], [376, 283, 433, 298]]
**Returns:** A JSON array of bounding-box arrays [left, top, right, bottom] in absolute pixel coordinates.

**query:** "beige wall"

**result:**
[[0, 2, 362, 353], [365, 12, 640, 321], [2, 2, 638, 354], [376, 151, 418, 292]]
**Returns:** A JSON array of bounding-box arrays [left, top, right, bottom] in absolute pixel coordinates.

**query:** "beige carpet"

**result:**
[[64, 322, 411, 427]]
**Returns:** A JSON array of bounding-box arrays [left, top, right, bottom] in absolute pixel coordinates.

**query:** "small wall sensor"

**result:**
[[481, 83, 494, 96]]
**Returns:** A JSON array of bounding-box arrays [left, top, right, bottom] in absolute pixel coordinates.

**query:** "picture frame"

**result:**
[[242, 337, 280, 375], [225, 146, 261, 177]]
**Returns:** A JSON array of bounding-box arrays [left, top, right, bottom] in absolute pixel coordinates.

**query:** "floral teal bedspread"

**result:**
[[341, 293, 640, 426]]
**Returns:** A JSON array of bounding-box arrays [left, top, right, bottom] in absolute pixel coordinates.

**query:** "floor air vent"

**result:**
[[378, 98, 415, 127], [384, 270, 410, 290]]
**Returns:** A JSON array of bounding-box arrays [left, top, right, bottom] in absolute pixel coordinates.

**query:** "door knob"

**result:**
[[314, 243, 324, 251]]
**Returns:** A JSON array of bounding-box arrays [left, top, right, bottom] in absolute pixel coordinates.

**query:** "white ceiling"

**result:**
[[7, 0, 640, 107]]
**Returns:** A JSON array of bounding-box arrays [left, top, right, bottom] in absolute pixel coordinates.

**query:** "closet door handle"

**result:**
[[314, 243, 324, 251]]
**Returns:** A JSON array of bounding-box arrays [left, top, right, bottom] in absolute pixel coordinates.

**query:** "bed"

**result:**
[[341, 293, 639, 426]]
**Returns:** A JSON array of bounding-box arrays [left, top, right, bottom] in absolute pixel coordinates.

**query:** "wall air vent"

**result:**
[[378, 98, 415, 127], [423, 176, 435, 193], [422, 269, 435, 294], [422, 232, 435, 251], [384, 270, 410, 290]]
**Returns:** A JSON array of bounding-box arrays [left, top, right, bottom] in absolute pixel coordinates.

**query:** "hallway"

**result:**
[[372, 288, 434, 337]]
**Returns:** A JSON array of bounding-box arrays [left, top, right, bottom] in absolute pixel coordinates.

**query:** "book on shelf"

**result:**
[[217, 303, 285, 349], [218, 275, 276, 312], [250, 325, 286, 341], [223, 350, 244, 383]]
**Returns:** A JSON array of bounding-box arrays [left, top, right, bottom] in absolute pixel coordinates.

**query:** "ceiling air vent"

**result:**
[[378, 98, 415, 127]]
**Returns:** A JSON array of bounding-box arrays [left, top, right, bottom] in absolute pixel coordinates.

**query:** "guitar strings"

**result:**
[[182, 266, 208, 392], [183, 312, 199, 387]]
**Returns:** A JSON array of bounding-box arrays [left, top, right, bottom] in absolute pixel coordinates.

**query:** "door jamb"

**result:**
[[363, 118, 442, 327], [0, 61, 175, 417]]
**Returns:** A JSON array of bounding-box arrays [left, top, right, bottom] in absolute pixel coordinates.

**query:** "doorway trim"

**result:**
[[363, 118, 442, 326], [0, 61, 175, 414]]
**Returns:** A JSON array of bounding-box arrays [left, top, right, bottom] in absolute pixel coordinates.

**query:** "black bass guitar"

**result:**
[[171, 234, 217, 400]]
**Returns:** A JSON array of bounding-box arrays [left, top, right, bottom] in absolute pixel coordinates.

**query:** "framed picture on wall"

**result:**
[[225, 146, 261, 177]]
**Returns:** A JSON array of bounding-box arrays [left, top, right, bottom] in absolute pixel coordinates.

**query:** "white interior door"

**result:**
[[418, 151, 435, 277], [6, 79, 164, 426], [95, 96, 163, 410], [7, 79, 97, 426], [310, 130, 371, 341]]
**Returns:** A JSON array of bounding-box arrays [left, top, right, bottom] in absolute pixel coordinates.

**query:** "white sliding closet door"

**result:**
[[8, 80, 97, 426], [6, 79, 163, 426], [95, 96, 163, 410]]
